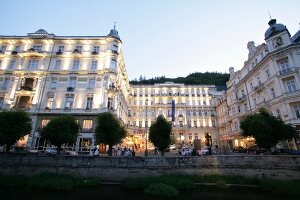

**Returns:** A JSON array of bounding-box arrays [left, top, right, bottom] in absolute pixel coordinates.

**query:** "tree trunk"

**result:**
[[161, 150, 165, 156], [108, 145, 113, 156]]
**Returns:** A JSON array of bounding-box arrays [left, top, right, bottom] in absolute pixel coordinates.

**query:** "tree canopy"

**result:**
[[240, 109, 297, 149], [149, 115, 172, 156], [94, 112, 127, 156], [40, 115, 79, 153], [0, 110, 32, 152], [129, 72, 229, 88]]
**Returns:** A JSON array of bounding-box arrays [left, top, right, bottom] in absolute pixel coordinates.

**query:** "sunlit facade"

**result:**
[[216, 19, 300, 150], [127, 82, 222, 148], [0, 28, 130, 152]]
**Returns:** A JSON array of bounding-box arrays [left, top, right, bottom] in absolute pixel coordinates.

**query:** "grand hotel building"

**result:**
[[0, 18, 299, 152]]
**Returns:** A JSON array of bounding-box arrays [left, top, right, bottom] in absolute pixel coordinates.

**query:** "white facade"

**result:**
[[216, 19, 300, 150]]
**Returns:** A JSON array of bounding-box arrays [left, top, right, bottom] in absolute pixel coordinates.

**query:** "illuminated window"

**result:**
[[83, 120, 93, 129], [41, 119, 50, 127], [46, 97, 54, 108]]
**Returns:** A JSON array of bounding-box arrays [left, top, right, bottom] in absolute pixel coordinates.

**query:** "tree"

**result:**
[[240, 109, 297, 149], [149, 115, 172, 156], [40, 115, 79, 154], [95, 112, 127, 156], [0, 110, 32, 152]]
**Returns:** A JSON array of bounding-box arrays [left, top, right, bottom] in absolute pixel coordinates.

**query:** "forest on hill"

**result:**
[[130, 72, 230, 89]]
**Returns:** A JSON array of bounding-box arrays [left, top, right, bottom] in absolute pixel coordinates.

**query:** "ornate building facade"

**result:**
[[216, 19, 300, 150]]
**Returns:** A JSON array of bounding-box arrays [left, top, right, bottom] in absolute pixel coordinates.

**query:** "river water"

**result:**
[[0, 185, 297, 200]]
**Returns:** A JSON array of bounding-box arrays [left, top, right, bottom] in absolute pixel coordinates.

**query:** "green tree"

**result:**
[[95, 112, 127, 156], [0, 110, 32, 152], [40, 115, 79, 154], [149, 115, 172, 156], [240, 109, 297, 149]]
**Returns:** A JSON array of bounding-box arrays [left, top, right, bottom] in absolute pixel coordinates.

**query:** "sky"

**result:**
[[1, 0, 300, 80]]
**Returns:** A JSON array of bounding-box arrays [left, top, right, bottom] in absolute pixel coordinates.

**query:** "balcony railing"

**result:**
[[73, 49, 82, 54], [20, 86, 33, 91], [67, 87, 75, 92], [254, 83, 264, 92], [80, 128, 94, 133], [284, 89, 300, 97], [279, 67, 299, 77]]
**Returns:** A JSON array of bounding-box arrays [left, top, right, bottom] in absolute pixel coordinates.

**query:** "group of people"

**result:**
[[115, 147, 135, 156], [89, 146, 136, 156]]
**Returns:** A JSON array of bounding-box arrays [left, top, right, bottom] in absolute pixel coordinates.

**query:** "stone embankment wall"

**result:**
[[0, 154, 299, 181]]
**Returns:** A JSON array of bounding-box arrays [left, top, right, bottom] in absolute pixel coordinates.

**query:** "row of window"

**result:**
[[0, 43, 119, 54], [50, 77, 96, 89], [41, 119, 93, 130], [131, 99, 212, 106], [0, 58, 117, 71]]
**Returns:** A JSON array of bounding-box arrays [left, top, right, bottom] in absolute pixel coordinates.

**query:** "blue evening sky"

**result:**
[[1, 0, 299, 80]]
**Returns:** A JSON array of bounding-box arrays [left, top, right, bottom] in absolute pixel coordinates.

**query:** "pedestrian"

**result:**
[[117, 147, 122, 156], [132, 150, 135, 156], [94, 148, 99, 156]]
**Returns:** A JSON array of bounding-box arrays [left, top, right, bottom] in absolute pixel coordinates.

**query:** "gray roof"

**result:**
[[265, 19, 289, 40], [291, 30, 300, 42], [107, 28, 120, 40]]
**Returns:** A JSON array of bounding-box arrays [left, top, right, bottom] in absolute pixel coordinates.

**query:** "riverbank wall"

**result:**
[[0, 154, 299, 181]]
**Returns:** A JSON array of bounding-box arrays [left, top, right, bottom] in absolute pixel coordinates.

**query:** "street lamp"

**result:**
[[145, 99, 149, 156]]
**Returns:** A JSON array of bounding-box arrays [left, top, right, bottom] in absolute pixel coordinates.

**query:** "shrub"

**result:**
[[122, 175, 194, 190], [28, 173, 75, 190], [144, 183, 179, 197], [216, 180, 229, 189], [75, 177, 101, 187], [261, 179, 300, 195], [0, 174, 27, 187]]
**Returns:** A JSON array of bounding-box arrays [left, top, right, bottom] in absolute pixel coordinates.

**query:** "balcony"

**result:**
[[11, 51, 18, 55], [67, 87, 75, 92], [238, 95, 247, 102], [73, 49, 81, 54], [254, 83, 264, 92], [284, 89, 300, 98], [56, 50, 63, 55], [20, 86, 33, 91], [80, 128, 94, 133], [111, 50, 119, 55], [21, 48, 48, 57], [278, 67, 299, 78]]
